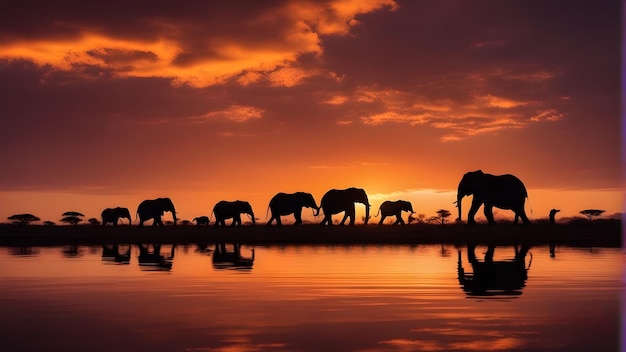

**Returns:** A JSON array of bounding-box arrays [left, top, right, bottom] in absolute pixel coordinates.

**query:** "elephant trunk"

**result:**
[[456, 193, 463, 221], [313, 206, 320, 217], [171, 207, 178, 225], [250, 212, 255, 225]]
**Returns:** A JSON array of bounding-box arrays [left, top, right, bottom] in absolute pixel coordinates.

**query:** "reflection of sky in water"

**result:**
[[0, 244, 620, 352]]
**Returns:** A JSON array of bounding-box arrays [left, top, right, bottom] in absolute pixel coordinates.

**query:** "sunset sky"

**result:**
[[0, 0, 621, 224]]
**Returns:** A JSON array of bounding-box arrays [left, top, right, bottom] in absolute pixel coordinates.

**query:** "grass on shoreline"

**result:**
[[0, 221, 621, 247]]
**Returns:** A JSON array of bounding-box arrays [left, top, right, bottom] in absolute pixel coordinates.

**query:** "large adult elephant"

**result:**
[[101, 207, 131, 226], [212, 200, 255, 226], [319, 187, 370, 226], [266, 192, 319, 226], [136, 197, 177, 227], [375, 200, 414, 225], [456, 170, 530, 225]]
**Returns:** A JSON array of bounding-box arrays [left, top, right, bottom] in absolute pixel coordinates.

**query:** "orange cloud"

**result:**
[[0, 1, 397, 87], [479, 94, 528, 108], [190, 105, 264, 123], [329, 83, 561, 141], [361, 111, 429, 126], [530, 109, 563, 122], [323, 95, 350, 105]]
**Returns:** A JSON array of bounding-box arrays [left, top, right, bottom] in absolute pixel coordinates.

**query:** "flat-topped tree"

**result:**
[[61, 211, 85, 225], [580, 209, 605, 221], [8, 214, 40, 225], [62, 211, 85, 217], [60, 216, 82, 225]]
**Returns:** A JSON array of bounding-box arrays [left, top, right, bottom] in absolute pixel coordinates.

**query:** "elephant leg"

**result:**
[[347, 206, 356, 225], [231, 215, 238, 226], [467, 244, 478, 264], [517, 209, 530, 224], [396, 214, 404, 225], [467, 199, 481, 225], [339, 212, 350, 225], [485, 245, 495, 263], [276, 215, 283, 226], [485, 205, 497, 225], [483, 205, 496, 225], [513, 213, 519, 224], [293, 209, 302, 225], [320, 215, 332, 226], [379, 215, 386, 225]]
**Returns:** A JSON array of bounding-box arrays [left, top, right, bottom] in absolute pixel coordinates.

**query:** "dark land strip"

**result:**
[[0, 222, 620, 247]]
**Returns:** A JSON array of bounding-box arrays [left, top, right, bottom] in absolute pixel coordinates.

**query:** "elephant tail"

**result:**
[[526, 195, 533, 217], [374, 207, 381, 217], [265, 205, 270, 220], [209, 209, 215, 223]]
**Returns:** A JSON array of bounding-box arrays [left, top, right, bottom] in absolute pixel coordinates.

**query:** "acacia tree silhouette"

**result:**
[[8, 214, 40, 225], [61, 216, 82, 225], [61, 211, 85, 225], [436, 209, 452, 225], [580, 209, 605, 221]]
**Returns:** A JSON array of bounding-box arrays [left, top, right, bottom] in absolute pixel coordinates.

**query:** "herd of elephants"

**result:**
[[100, 170, 533, 227]]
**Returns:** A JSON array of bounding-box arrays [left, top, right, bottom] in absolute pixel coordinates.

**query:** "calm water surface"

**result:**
[[0, 243, 621, 352]]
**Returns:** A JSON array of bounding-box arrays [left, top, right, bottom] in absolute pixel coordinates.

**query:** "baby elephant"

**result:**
[[376, 200, 414, 225], [193, 216, 210, 226]]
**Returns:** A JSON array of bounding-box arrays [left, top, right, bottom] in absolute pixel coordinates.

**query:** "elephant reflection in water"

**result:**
[[101, 244, 131, 264], [457, 243, 531, 297], [62, 244, 83, 258], [137, 244, 176, 270], [212, 243, 255, 270]]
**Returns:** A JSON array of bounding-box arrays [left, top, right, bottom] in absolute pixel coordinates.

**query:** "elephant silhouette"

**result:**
[[101, 207, 132, 226], [266, 192, 320, 226], [136, 197, 177, 227], [211, 200, 255, 226], [193, 216, 210, 226], [136, 244, 176, 270], [457, 243, 531, 298], [319, 187, 371, 226], [212, 243, 255, 270], [456, 170, 530, 225], [101, 244, 131, 264], [375, 200, 414, 225]]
